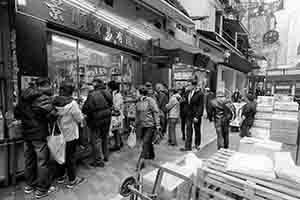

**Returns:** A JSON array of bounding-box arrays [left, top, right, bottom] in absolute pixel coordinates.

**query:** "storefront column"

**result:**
[[232, 70, 237, 92]]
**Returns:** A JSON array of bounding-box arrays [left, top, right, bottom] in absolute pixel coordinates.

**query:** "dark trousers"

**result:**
[[215, 120, 230, 149], [90, 122, 110, 162], [56, 140, 77, 182], [24, 140, 50, 192], [185, 117, 202, 150], [180, 116, 186, 139], [112, 130, 122, 147], [240, 119, 253, 138], [140, 127, 155, 160], [168, 118, 178, 145], [160, 114, 167, 135]]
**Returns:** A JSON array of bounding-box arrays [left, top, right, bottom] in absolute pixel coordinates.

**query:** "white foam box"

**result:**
[[274, 102, 299, 112], [257, 105, 274, 113], [257, 96, 275, 105], [142, 155, 202, 200], [273, 111, 299, 120], [253, 120, 272, 129], [282, 144, 298, 163], [270, 118, 299, 145], [250, 127, 271, 140], [255, 112, 273, 120], [238, 137, 282, 160]]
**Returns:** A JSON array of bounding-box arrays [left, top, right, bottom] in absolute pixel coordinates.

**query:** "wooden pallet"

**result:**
[[193, 149, 300, 200]]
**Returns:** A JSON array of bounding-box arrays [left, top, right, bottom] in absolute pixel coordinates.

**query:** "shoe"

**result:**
[[66, 177, 86, 189], [182, 137, 185, 141], [195, 145, 201, 151], [57, 176, 65, 184], [109, 146, 121, 152], [24, 186, 34, 194], [104, 157, 109, 162], [90, 161, 105, 168], [180, 147, 192, 152], [35, 186, 56, 199]]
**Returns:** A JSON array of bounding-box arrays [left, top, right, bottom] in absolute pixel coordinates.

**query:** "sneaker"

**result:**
[[57, 176, 65, 184], [66, 177, 86, 189], [24, 186, 34, 194], [90, 161, 105, 168], [35, 186, 56, 199]]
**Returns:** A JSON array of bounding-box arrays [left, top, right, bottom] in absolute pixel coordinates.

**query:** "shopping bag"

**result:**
[[127, 126, 136, 148], [47, 122, 66, 164]]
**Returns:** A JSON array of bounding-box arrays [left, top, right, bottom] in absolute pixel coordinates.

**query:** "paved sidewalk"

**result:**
[[0, 118, 217, 200]]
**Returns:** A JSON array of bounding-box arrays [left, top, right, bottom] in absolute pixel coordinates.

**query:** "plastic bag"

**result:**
[[127, 126, 136, 148], [47, 122, 66, 164]]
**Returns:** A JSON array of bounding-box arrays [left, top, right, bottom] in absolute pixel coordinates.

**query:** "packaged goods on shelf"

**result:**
[[238, 137, 282, 160]]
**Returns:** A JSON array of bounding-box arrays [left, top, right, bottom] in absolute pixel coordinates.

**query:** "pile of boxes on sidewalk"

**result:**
[[250, 95, 300, 163]]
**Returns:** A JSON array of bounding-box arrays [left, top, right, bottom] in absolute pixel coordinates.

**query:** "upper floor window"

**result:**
[[176, 23, 188, 33], [104, 0, 114, 7]]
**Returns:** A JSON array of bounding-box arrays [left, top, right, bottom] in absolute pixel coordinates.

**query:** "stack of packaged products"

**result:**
[[250, 96, 274, 139]]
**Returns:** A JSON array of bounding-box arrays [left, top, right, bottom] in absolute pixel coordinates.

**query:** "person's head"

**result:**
[[145, 82, 153, 94], [179, 87, 185, 95], [235, 88, 239, 92], [190, 79, 198, 89], [59, 81, 75, 97], [92, 78, 105, 90], [155, 83, 163, 92], [247, 93, 255, 102], [36, 77, 52, 95], [107, 80, 120, 92], [138, 86, 148, 97]]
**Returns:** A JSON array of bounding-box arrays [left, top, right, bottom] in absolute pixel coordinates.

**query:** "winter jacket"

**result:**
[[209, 96, 236, 122], [54, 96, 84, 142], [241, 101, 257, 126], [185, 89, 204, 120], [136, 96, 160, 129], [82, 88, 113, 128], [156, 90, 169, 113], [166, 93, 181, 119], [14, 88, 57, 141]]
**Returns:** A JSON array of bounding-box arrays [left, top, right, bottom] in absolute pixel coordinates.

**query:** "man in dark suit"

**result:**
[[180, 79, 204, 151]]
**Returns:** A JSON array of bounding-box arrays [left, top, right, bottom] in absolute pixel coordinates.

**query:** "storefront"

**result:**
[[15, 0, 149, 100]]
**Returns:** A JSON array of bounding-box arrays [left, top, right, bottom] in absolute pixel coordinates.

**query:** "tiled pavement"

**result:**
[[0, 117, 219, 200]]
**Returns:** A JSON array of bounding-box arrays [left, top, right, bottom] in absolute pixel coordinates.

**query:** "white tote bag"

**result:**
[[127, 126, 137, 149], [47, 122, 66, 164]]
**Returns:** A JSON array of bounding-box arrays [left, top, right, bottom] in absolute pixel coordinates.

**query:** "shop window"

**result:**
[[47, 32, 140, 101]]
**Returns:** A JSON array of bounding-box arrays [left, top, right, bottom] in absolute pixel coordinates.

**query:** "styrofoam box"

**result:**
[[257, 105, 274, 112], [253, 120, 272, 129], [255, 112, 273, 120], [282, 144, 298, 163], [270, 133, 298, 145], [257, 96, 275, 105], [274, 102, 299, 112], [238, 137, 282, 160], [251, 127, 271, 140], [271, 118, 299, 129], [273, 111, 299, 120]]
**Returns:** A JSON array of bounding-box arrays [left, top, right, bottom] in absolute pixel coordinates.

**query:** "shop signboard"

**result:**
[[16, 0, 147, 53]]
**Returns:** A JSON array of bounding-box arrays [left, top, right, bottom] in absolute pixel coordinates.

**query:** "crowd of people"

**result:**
[[14, 76, 258, 198]]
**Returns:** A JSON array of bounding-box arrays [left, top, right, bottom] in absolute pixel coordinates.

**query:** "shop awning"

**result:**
[[137, 0, 195, 27], [220, 52, 256, 73]]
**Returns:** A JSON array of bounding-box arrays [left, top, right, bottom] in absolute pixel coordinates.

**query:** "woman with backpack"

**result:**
[[135, 86, 161, 170]]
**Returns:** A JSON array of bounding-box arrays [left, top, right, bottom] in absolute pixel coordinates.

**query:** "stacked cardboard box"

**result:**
[[250, 96, 274, 139], [271, 101, 299, 145]]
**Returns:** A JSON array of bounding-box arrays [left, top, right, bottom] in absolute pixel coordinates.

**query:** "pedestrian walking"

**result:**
[[179, 87, 188, 141], [180, 80, 204, 151], [14, 77, 57, 199], [208, 90, 236, 149], [166, 88, 181, 146], [240, 93, 257, 138], [82, 78, 113, 167], [107, 81, 124, 151], [135, 86, 161, 170], [205, 88, 215, 121], [155, 83, 169, 136], [53, 81, 86, 188]]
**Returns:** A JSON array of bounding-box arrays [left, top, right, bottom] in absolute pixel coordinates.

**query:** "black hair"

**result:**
[[247, 93, 255, 101], [59, 81, 75, 97], [107, 80, 120, 92], [139, 86, 148, 96]]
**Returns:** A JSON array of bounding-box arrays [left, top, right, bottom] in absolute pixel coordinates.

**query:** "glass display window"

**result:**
[[47, 31, 141, 103]]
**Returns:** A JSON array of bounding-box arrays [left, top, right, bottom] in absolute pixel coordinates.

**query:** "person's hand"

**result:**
[[193, 118, 199, 123], [153, 127, 163, 145]]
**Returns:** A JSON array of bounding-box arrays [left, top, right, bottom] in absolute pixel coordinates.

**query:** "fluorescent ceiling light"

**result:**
[[64, 0, 152, 40], [17, 0, 27, 6], [52, 35, 108, 57]]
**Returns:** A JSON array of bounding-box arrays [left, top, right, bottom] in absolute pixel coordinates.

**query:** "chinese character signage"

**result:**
[[16, 0, 147, 53]]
